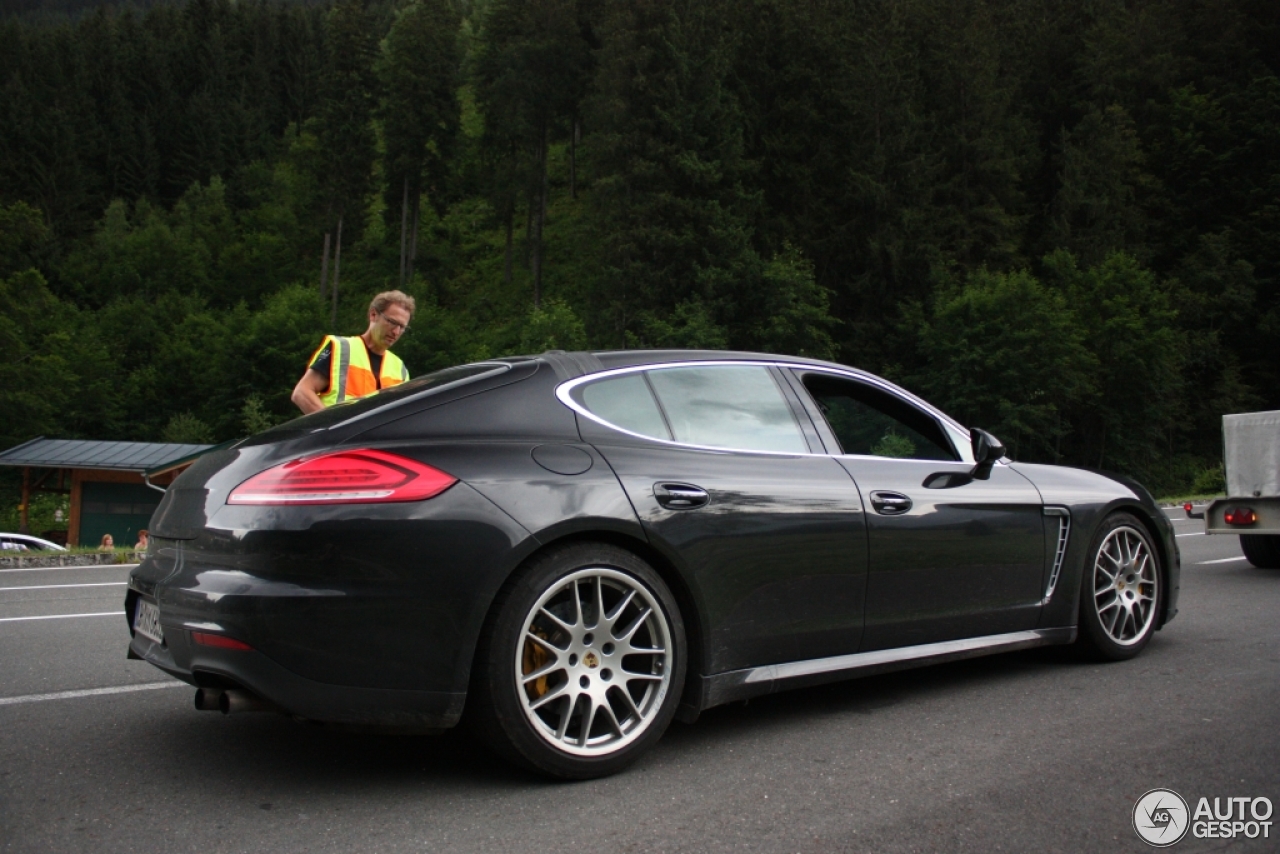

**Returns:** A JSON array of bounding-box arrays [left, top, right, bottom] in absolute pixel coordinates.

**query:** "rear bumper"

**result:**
[[126, 611, 466, 728], [123, 481, 538, 727], [1204, 497, 1280, 536]]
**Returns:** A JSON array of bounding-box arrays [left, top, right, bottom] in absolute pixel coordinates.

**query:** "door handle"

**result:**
[[869, 491, 912, 515], [654, 483, 710, 510]]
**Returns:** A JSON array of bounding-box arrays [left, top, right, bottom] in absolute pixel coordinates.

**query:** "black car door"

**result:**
[[786, 369, 1047, 651], [567, 363, 869, 674]]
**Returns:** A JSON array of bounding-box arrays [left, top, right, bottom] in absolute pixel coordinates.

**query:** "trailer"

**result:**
[[1187, 410, 1280, 568]]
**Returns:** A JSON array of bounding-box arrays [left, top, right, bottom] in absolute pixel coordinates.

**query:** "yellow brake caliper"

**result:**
[[522, 628, 551, 700]]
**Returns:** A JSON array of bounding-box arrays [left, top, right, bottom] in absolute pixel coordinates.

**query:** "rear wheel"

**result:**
[[469, 543, 685, 779], [1240, 534, 1280, 569], [1076, 513, 1162, 661]]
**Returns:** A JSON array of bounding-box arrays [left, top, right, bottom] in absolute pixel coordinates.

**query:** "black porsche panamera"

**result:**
[[127, 350, 1180, 778]]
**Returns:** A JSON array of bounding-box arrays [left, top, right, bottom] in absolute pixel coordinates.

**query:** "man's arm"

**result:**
[[291, 369, 328, 414]]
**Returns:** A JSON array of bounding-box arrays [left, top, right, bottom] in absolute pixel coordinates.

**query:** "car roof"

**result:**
[[511, 349, 971, 440], [508, 349, 872, 381]]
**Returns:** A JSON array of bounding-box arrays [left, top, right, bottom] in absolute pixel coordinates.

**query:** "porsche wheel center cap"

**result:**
[[583, 651, 600, 669]]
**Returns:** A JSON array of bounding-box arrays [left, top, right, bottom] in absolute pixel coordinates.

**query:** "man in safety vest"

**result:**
[[291, 290, 415, 414]]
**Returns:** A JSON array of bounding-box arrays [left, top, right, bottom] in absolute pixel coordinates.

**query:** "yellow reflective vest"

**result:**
[[311, 335, 409, 407]]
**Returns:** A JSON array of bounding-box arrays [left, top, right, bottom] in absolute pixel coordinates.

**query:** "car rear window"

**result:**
[[580, 373, 672, 440], [243, 362, 511, 444], [576, 365, 808, 453], [648, 366, 807, 452]]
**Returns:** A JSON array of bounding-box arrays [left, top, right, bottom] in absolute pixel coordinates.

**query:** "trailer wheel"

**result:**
[[1240, 534, 1280, 569]]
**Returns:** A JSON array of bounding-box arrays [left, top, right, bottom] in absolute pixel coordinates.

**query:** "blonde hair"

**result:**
[[370, 290, 416, 317]]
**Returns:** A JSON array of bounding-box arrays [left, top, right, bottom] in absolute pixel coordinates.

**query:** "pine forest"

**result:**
[[2, 0, 1278, 501]]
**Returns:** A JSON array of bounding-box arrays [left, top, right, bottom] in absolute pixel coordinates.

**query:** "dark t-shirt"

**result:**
[[309, 338, 384, 393]]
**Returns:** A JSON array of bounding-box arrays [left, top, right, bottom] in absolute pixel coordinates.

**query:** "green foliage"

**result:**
[[588, 0, 761, 345], [161, 412, 214, 444], [747, 245, 837, 360], [236, 283, 334, 426], [0, 0, 1276, 497], [0, 201, 49, 277], [871, 430, 917, 459], [1048, 105, 1154, 265], [1041, 250, 1185, 485], [519, 299, 586, 353], [907, 265, 1096, 462], [0, 269, 78, 449], [1191, 463, 1225, 495], [628, 301, 729, 351], [315, 0, 379, 239], [0, 491, 69, 537], [379, 0, 463, 290], [240, 395, 278, 437]]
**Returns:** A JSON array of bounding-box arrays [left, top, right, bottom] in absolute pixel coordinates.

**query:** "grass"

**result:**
[[1156, 492, 1224, 506]]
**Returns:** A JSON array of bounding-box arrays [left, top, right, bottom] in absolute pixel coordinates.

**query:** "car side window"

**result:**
[[580, 372, 672, 441], [645, 366, 808, 453], [799, 372, 958, 461]]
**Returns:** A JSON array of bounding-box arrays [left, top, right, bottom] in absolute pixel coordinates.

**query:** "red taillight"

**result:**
[[1183, 502, 1193, 513], [1223, 507, 1258, 526], [227, 449, 457, 505], [191, 632, 254, 651]]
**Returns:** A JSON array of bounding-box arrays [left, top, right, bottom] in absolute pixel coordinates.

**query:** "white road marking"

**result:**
[[1176, 532, 1204, 538], [1200, 557, 1248, 565], [0, 682, 184, 707], [0, 564, 138, 573], [0, 582, 127, 592], [0, 611, 120, 623]]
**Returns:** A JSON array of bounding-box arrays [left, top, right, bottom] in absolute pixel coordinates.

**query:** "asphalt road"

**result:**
[[1, 511, 1277, 853]]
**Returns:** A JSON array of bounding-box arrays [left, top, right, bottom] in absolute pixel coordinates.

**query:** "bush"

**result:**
[[1191, 464, 1226, 495]]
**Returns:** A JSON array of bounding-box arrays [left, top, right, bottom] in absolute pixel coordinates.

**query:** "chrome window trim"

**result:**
[[556, 360, 976, 462], [558, 361, 816, 457]]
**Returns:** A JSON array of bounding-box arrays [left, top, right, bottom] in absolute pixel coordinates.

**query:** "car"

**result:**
[[0, 533, 68, 552], [127, 350, 1181, 779]]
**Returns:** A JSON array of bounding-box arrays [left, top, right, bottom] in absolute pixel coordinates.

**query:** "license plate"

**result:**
[[133, 597, 164, 644]]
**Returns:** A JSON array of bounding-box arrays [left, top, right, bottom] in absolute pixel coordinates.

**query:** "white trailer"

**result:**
[[1189, 410, 1280, 568]]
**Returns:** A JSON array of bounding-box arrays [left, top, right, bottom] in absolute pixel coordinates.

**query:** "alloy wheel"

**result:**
[[515, 567, 674, 757], [1091, 525, 1158, 646]]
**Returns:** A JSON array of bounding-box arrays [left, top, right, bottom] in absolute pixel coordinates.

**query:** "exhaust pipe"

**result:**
[[194, 688, 224, 711], [219, 689, 271, 715]]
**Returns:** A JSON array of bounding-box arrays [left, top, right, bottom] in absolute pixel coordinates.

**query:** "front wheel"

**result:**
[[1076, 513, 1162, 661], [1240, 534, 1280, 569], [469, 543, 686, 779]]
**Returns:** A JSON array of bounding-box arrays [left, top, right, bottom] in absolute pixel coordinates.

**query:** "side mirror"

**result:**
[[970, 428, 1005, 480], [922, 428, 1007, 489]]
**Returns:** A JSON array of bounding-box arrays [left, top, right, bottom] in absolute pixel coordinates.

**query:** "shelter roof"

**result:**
[[0, 437, 214, 473]]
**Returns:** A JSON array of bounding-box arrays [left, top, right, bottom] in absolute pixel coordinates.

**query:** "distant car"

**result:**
[[0, 533, 68, 552], [128, 350, 1181, 779]]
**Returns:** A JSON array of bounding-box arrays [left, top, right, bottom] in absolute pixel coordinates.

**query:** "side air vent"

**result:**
[[1042, 507, 1071, 604]]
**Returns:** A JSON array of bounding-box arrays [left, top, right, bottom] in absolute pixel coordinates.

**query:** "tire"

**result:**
[[1076, 513, 1162, 661], [469, 543, 686, 780], [1240, 534, 1280, 569]]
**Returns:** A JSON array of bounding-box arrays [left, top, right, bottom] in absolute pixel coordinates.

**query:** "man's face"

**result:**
[[370, 303, 411, 350]]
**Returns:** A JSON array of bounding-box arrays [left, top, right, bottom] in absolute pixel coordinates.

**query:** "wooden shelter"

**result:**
[[0, 438, 214, 547]]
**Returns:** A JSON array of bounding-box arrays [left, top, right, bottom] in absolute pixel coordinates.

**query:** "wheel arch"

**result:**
[[471, 527, 708, 723], [1106, 501, 1175, 630], [1080, 496, 1172, 632]]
